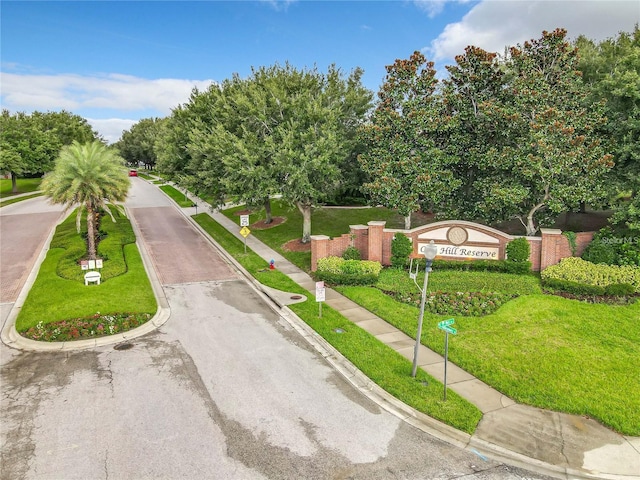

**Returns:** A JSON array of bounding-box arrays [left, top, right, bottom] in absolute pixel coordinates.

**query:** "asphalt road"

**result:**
[[1, 179, 552, 480]]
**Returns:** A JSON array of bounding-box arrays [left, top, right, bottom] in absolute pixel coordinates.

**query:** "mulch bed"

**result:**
[[251, 217, 286, 230], [283, 239, 311, 252]]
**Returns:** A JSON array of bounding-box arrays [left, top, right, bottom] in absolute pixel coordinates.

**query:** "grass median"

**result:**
[[192, 212, 483, 434], [15, 210, 157, 337]]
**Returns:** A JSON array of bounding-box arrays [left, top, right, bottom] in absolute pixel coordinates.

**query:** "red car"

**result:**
[[128, 169, 138, 177]]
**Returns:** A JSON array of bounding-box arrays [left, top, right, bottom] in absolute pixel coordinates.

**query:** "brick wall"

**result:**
[[311, 221, 595, 272]]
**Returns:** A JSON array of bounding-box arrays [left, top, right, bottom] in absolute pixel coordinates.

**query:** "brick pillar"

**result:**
[[350, 225, 368, 259], [310, 235, 330, 271], [539, 228, 563, 271], [367, 221, 386, 263]]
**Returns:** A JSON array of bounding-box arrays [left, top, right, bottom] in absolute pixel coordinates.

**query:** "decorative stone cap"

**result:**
[[349, 225, 368, 230], [539, 228, 563, 235], [367, 221, 387, 226], [310, 235, 331, 240]]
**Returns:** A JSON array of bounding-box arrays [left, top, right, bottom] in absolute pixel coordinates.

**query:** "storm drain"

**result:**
[[114, 342, 134, 351]]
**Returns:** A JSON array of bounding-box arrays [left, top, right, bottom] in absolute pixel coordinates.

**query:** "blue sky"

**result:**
[[2, 1, 638, 143]]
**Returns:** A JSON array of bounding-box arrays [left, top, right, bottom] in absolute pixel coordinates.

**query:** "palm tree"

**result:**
[[42, 140, 130, 260]]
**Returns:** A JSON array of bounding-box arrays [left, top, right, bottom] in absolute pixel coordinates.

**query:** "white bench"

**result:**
[[84, 271, 101, 286]]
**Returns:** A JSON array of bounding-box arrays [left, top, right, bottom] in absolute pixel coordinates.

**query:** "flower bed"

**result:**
[[20, 312, 152, 342], [384, 290, 517, 316]]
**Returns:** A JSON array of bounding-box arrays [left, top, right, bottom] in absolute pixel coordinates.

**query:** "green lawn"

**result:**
[[337, 280, 640, 436], [159, 185, 195, 207], [0, 177, 42, 198], [0, 192, 44, 207], [15, 212, 157, 332], [222, 199, 433, 270], [193, 213, 482, 434]]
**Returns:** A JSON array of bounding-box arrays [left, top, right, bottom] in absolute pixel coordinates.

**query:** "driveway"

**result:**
[[1, 179, 551, 479]]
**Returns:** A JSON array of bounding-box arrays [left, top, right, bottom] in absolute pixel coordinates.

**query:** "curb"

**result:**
[[0, 206, 171, 352]]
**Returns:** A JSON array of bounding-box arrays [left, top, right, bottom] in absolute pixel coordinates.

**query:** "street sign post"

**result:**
[[239, 226, 250, 253], [437, 318, 456, 401], [240, 215, 249, 227]]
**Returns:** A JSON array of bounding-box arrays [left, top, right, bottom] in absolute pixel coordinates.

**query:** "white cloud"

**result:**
[[0, 71, 216, 143], [429, 0, 640, 61], [86, 118, 138, 145], [0, 72, 215, 114]]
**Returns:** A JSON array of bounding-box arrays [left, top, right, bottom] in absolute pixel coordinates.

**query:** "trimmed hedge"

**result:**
[[429, 259, 532, 275], [541, 257, 640, 293], [316, 256, 382, 286]]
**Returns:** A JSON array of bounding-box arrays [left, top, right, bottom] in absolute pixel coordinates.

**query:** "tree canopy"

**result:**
[[0, 110, 98, 193], [116, 117, 162, 170], [158, 64, 373, 242], [360, 29, 614, 235]]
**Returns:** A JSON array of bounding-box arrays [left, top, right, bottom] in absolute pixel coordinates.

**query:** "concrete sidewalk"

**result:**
[[182, 199, 639, 480]]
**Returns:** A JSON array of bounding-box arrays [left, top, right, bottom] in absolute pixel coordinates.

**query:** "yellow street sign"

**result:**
[[240, 226, 251, 238]]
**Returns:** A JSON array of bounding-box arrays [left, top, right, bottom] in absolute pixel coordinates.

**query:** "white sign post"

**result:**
[[315, 281, 326, 317], [240, 215, 249, 227]]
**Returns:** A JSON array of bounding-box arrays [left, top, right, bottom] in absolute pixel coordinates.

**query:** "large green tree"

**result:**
[[41, 141, 130, 260], [439, 29, 613, 235], [0, 110, 97, 193], [440, 46, 515, 220], [576, 26, 640, 231], [116, 117, 162, 169], [359, 51, 458, 229], [168, 64, 372, 242]]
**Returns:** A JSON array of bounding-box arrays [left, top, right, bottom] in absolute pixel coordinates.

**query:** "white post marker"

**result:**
[[315, 281, 326, 317], [437, 318, 457, 401], [240, 215, 249, 227]]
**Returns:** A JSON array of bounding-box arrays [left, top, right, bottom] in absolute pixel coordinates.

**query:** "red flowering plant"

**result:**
[[20, 312, 152, 342]]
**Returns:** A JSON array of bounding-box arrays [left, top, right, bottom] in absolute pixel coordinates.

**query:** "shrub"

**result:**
[[582, 238, 617, 265], [506, 237, 530, 263], [604, 283, 636, 296], [429, 259, 532, 275], [317, 256, 344, 274], [316, 256, 382, 285], [314, 271, 379, 286], [542, 278, 606, 296], [342, 246, 361, 260], [541, 257, 640, 293], [582, 226, 640, 266], [390, 233, 413, 269]]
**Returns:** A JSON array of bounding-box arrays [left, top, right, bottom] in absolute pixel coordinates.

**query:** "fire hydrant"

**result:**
[[269, 259, 275, 270]]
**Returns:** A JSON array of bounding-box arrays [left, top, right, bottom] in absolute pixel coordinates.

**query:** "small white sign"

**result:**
[[80, 260, 89, 271], [96, 259, 103, 269], [315, 281, 326, 302], [88, 259, 96, 269], [240, 215, 250, 227]]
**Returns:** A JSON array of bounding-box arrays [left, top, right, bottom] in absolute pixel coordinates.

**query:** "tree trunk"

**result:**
[[264, 198, 273, 224], [86, 205, 97, 260], [296, 201, 312, 243], [404, 214, 411, 230], [11, 172, 17, 194], [579, 201, 586, 213]]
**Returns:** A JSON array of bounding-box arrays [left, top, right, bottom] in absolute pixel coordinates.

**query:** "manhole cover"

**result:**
[[114, 342, 134, 351], [290, 295, 303, 300]]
